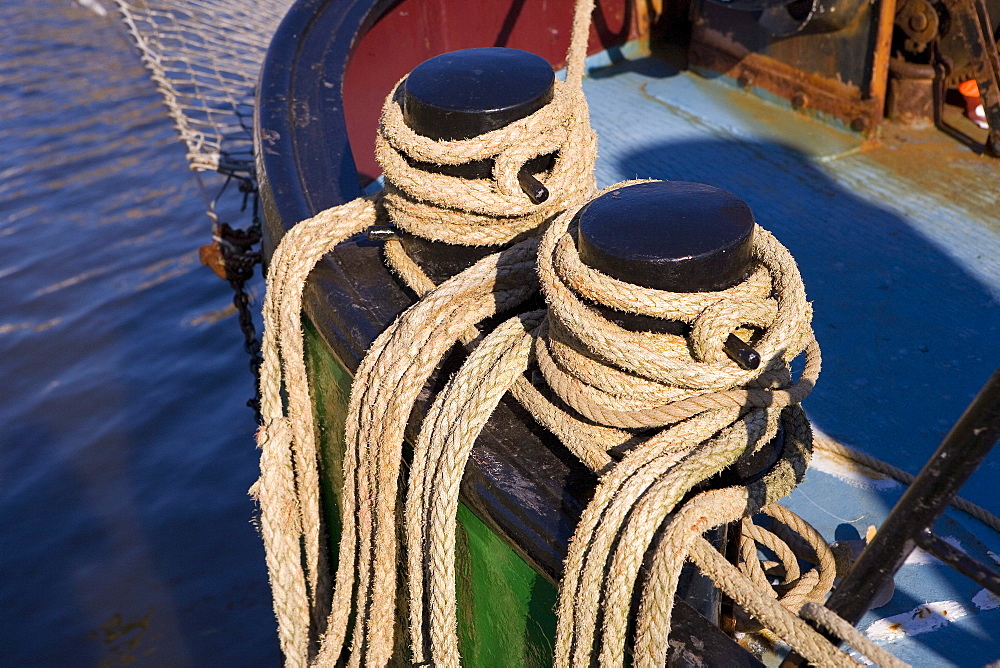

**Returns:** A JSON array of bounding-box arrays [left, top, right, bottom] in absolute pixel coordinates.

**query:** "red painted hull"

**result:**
[[344, 0, 640, 180]]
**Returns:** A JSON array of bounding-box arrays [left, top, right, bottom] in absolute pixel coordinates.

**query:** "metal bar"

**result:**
[[719, 520, 742, 637], [915, 529, 1000, 596], [781, 366, 1000, 667], [868, 0, 898, 118], [825, 365, 1000, 624]]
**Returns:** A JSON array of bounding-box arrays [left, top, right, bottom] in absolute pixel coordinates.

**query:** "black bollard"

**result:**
[[575, 180, 756, 292], [403, 47, 555, 144], [392, 47, 557, 281], [575, 180, 762, 370], [572, 181, 782, 629]]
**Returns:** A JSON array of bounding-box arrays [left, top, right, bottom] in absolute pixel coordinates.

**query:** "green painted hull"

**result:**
[[304, 322, 558, 665]]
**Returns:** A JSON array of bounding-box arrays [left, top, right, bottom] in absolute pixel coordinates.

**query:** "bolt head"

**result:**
[[909, 12, 929, 31]]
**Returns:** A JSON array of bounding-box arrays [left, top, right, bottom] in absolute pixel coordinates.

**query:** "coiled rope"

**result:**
[[254, 0, 599, 664], [390, 180, 860, 667], [527, 192, 826, 666], [256, 10, 1000, 668], [370, 179, 1000, 667], [376, 77, 595, 247]]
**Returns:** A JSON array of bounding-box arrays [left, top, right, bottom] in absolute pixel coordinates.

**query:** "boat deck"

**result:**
[[580, 53, 1000, 663]]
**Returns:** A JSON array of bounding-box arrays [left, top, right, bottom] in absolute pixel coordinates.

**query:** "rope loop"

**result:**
[[534, 182, 820, 429], [690, 296, 777, 364], [249, 0, 1000, 656], [376, 79, 597, 246], [528, 180, 832, 666]]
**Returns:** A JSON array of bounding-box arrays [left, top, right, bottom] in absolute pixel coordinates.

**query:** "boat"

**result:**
[[117, 0, 1000, 664]]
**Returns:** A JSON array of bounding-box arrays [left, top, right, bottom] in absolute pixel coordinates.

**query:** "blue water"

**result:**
[[0, 1, 280, 663]]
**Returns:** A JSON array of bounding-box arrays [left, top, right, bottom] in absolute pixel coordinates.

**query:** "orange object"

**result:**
[[958, 79, 989, 128], [199, 241, 229, 280], [958, 79, 980, 98]]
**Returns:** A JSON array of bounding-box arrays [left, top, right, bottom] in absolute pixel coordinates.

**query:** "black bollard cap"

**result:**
[[403, 47, 555, 141], [575, 181, 756, 292]]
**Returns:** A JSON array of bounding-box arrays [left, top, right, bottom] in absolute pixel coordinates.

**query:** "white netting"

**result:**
[[115, 0, 295, 173]]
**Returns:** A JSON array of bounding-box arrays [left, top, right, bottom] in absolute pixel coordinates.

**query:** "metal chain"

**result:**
[[200, 171, 264, 424]]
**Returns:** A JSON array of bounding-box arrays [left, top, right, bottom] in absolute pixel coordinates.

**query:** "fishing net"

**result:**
[[115, 0, 296, 174], [115, 0, 298, 417]]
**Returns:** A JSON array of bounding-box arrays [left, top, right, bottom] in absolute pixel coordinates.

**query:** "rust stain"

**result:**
[[690, 26, 881, 133]]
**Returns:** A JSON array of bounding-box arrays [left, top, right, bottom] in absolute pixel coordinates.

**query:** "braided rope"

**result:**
[[407, 311, 545, 666], [524, 183, 835, 666], [373, 0, 598, 248], [377, 78, 596, 246], [260, 172, 952, 668], [256, 0, 600, 662], [256, 0, 1000, 659], [384, 246, 622, 664], [689, 535, 860, 667], [319, 241, 539, 666], [799, 602, 909, 668], [537, 192, 817, 397], [255, 197, 379, 665]]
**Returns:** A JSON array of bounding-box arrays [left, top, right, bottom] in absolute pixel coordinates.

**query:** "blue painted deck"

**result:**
[[580, 55, 1000, 665]]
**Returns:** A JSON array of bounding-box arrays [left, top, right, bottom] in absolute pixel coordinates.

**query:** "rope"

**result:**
[[390, 181, 853, 667], [406, 310, 545, 666], [689, 536, 862, 667], [384, 242, 623, 664], [257, 2, 1000, 663], [798, 602, 909, 668], [254, 197, 379, 664], [523, 186, 828, 666], [127, 0, 1000, 663], [528, 185, 977, 666], [813, 431, 1000, 532], [319, 241, 540, 667], [257, 156, 980, 668], [262, 165, 866, 666], [255, 0, 600, 663], [377, 78, 596, 247]]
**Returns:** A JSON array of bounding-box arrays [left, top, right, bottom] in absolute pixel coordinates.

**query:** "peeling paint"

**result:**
[[865, 600, 969, 643], [972, 588, 1000, 611]]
